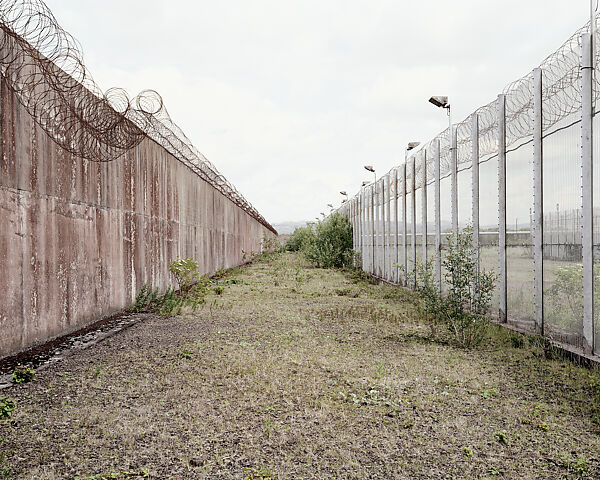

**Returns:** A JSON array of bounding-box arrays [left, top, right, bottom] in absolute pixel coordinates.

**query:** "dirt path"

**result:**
[[1, 252, 599, 479]]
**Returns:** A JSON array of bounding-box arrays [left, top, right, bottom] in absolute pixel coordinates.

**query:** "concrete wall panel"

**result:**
[[0, 76, 274, 358]]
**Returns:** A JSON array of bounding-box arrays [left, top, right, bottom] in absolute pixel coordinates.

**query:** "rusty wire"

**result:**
[[0, 0, 275, 232]]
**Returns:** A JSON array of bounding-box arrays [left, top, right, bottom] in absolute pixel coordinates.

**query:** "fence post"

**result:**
[[402, 163, 408, 286], [451, 125, 458, 234], [381, 178, 386, 280], [394, 168, 399, 284], [411, 157, 417, 288], [434, 139, 442, 291], [498, 93, 507, 323], [371, 183, 375, 275], [422, 151, 428, 270], [533, 67, 544, 335], [582, 32, 594, 353], [472, 114, 480, 266], [386, 173, 392, 281]]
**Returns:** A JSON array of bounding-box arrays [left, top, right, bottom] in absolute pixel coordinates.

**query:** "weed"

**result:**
[[133, 259, 209, 317], [178, 349, 193, 360], [0, 398, 15, 419], [413, 226, 497, 348], [509, 332, 525, 348], [373, 361, 386, 381], [243, 466, 278, 480], [494, 430, 508, 445], [11, 366, 34, 384], [213, 286, 224, 295], [561, 454, 590, 477], [93, 365, 103, 378], [170, 256, 201, 295], [263, 416, 275, 437], [300, 213, 355, 268], [481, 385, 499, 399], [342, 266, 379, 285], [462, 446, 473, 457], [74, 470, 149, 479]]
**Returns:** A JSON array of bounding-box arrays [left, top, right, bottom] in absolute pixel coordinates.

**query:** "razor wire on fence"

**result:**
[[0, 0, 275, 233], [337, 15, 600, 357]]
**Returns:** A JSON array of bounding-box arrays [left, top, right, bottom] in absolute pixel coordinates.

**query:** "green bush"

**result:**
[[285, 226, 313, 252], [133, 257, 208, 317], [11, 366, 35, 384], [301, 213, 354, 269], [415, 226, 497, 348], [169, 256, 201, 295]]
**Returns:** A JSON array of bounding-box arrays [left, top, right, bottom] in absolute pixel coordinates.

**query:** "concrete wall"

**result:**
[[0, 78, 274, 358]]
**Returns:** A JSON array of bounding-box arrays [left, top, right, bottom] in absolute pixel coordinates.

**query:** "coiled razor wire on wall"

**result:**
[[0, 0, 275, 233]]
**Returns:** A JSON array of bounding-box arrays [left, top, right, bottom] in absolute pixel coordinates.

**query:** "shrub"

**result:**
[[285, 226, 313, 252], [301, 213, 354, 268], [169, 257, 201, 295], [133, 257, 208, 317], [11, 366, 35, 384], [415, 226, 497, 348]]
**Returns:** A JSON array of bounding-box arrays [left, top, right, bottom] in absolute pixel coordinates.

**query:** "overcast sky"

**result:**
[[44, 0, 591, 224]]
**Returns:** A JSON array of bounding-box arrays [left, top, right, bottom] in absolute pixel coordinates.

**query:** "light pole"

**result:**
[[429, 96, 451, 133], [405, 141, 420, 162], [430, 95, 457, 234], [364, 165, 376, 184]]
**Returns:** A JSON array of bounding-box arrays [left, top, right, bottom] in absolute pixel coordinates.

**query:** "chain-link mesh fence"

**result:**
[[341, 15, 600, 357]]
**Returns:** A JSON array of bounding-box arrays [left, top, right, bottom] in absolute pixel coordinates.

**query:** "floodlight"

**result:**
[[364, 165, 375, 173], [407, 141, 420, 150], [429, 96, 449, 108]]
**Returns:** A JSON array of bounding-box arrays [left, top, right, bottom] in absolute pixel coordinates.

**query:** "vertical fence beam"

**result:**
[[533, 67, 544, 335], [378, 181, 383, 277], [386, 173, 392, 281], [402, 164, 408, 285], [434, 139, 442, 291], [451, 125, 459, 234], [381, 178, 386, 280], [371, 183, 375, 275], [422, 151, 428, 269], [498, 93, 508, 323], [472, 114, 480, 258], [582, 32, 594, 353], [358, 191, 363, 270], [394, 168, 399, 284], [411, 157, 417, 288]]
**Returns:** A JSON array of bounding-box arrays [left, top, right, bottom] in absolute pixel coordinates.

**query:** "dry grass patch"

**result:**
[[0, 252, 599, 479]]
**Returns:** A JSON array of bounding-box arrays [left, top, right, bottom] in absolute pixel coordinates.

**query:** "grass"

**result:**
[[0, 252, 599, 479]]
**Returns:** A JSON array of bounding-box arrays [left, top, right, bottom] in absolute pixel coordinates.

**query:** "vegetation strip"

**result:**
[[0, 244, 599, 478]]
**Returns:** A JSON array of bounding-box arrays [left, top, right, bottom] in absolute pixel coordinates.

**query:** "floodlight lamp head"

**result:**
[[342, 199, 347, 203], [407, 141, 420, 151], [362, 181, 370, 186], [364, 165, 375, 173], [429, 96, 449, 109], [340, 191, 347, 196], [327, 203, 333, 208]]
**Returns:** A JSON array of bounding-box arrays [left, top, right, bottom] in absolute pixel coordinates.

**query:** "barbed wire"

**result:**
[[392, 15, 597, 196], [0, 0, 275, 233]]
